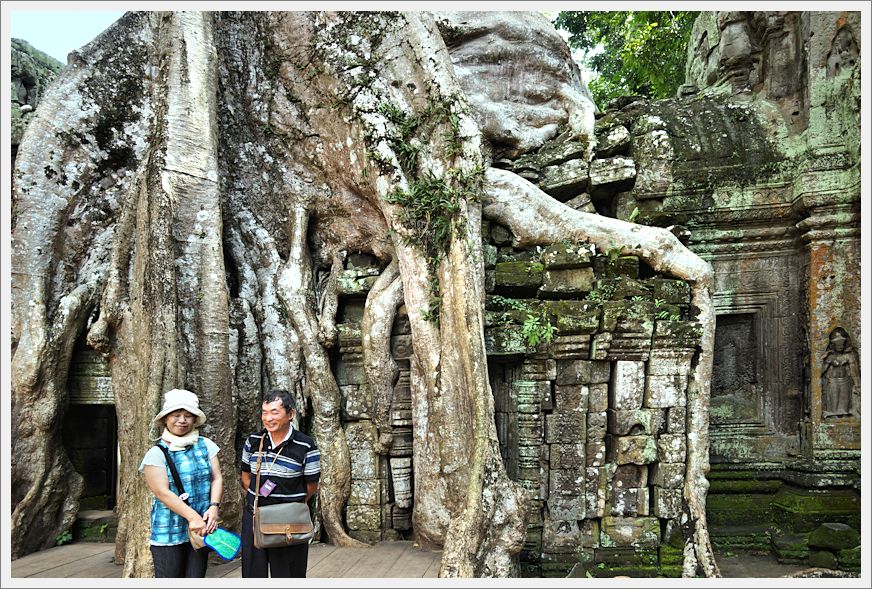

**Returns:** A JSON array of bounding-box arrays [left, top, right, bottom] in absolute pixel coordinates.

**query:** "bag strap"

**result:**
[[155, 442, 190, 504], [253, 435, 265, 511]]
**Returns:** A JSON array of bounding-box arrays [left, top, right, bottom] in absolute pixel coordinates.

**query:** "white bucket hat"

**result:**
[[153, 389, 207, 427]]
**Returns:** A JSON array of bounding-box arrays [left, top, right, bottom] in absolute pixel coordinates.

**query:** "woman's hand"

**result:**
[[202, 505, 220, 534], [188, 514, 208, 537]]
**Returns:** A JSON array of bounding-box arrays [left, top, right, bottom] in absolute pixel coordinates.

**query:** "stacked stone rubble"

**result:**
[[485, 229, 701, 577]]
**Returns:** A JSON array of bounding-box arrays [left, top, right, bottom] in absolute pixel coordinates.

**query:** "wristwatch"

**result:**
[[209, 502, 221, 508]]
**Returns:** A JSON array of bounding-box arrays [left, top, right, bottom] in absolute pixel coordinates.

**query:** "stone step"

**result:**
[[73, 510, 117, 543]]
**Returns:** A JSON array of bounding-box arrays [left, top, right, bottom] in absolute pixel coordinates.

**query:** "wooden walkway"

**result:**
[[10, 540, 442, 578]]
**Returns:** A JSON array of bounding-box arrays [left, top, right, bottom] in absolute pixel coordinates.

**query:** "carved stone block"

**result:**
[[647, 349, 694, 376], [556, 359, 591, 385], [658, 434, 687, 463], [549, 468, 584, 497], [585, 441, 607, 467], [389, 457, 412, 508], [610, 435, 658, 465], [548, 496, 585, 521], [390, 334, 413, 360], [586, 411, 607, 442], [630, 129, 674, 199], [518, 444, 544, 470], [607, 408, 659, 435], [543, 300, 600, 334], [609, 486, 650, 517], [550, 443, 585, 470], [588, 383, 609, 412], [644, 374, 687, 408], [335, 356, 365, 386], [341, 384, 372, 420], [345, 421, 378, 479], [540, 159, 590, 200], [515, 380, 550, 413], [580, 519, 600, 546], [652, 487, 683, 518], [600, 516, 660, 548], [350, 478, 380, 506], [585, 466, 609, 517], [541, 242, 593, 270], [545, 411, 585, 443], [591, 332, 611, 360], [542, 517, 582, 552], [540, 268, 596, 297], [521, 357, 549, 381], [649, 278, 691, 305], [392, 505, 412, 530], [493, 260, 544, 297], [610, 361, 646, 410], [611, 464, 648, 488], [649, 462, 685, 489], [518, 412, 544, 445], [666, 406, 686, 433], [346, 504, 381, 531], [595, 124, 631, 158], [555, 384, 589, 413], [590, 361, 611, 384], [589, 156, 636, 188], [552, 334, 592, 359]]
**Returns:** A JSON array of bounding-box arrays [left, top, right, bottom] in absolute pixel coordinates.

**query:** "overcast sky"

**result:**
[[11, 10, 126, 63]]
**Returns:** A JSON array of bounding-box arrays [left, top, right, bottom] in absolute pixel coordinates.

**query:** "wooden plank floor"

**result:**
[[10, 541, 442, 578]]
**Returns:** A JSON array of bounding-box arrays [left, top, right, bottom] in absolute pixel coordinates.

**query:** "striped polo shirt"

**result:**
[[240, 427, 320, 509]]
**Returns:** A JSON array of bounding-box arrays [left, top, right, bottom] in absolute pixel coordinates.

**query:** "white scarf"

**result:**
[[161, 427, 200, 450]]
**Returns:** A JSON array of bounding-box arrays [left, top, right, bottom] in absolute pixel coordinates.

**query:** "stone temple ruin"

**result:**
[[10, 10, 861, 577], [325, 11, 862, 576], [335, 243, 703, 576]]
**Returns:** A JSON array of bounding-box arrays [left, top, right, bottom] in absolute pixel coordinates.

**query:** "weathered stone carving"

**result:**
[[820, 327, 859, 418]]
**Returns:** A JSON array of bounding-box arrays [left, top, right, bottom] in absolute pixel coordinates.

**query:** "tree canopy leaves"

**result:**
[[554, 11, 697, 108]]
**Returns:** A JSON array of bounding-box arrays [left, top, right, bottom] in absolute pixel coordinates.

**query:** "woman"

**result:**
[[139, 388, 223, 577]]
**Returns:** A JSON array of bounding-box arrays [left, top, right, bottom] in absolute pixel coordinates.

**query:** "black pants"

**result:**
[[150, 541, 208, 577], [241, 508, 309, 577]]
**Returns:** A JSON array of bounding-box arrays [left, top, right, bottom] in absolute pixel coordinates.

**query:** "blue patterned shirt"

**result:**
[[140, 437, 215, 546]]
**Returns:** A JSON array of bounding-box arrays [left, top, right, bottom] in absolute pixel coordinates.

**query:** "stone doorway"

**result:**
[[62, 340, 118, 511]]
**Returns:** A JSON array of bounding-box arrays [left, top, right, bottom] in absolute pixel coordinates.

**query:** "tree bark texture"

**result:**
[[11, 10, 718, 577]]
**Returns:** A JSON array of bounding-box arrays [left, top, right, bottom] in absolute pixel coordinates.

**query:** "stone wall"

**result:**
[[332, 168, 704, 577]]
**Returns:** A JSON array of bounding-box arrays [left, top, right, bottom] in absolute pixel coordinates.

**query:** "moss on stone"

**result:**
[[808, 549, 838, 569], [493, 260, 545, 294], [542, 300, 600, 334], [838, 546, 861, 570], [706, 494, 774, 526], [708, 478, 782, 494], [807, 523, 860, 551]]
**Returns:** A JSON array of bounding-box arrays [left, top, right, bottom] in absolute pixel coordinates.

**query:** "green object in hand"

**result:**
[[204, 527, 241, 561]]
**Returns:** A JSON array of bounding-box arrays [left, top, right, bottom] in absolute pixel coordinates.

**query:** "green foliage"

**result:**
[[55, 530, 73, 546], [375, 97, 481, 324], [490, 295, 527, 312], [523, 308, 557, 348], [386, 166, 483, 325], [554, 11, 697, 107]]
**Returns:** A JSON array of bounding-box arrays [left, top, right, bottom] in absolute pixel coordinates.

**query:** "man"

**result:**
[[240, 389, 320, 577]]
